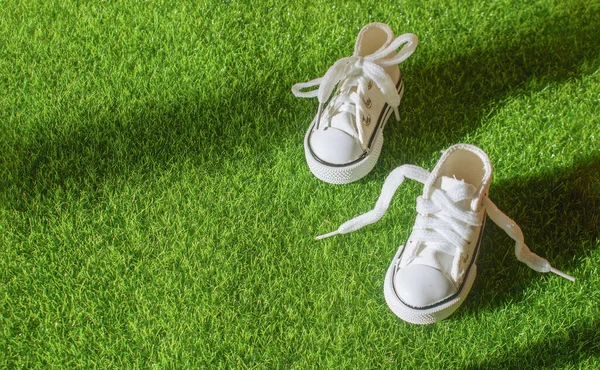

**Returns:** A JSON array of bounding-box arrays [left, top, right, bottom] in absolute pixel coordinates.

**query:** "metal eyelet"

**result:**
[[362, 114, 371, 126], [364, 97, 372, 109], [367, 80, 373, 90]]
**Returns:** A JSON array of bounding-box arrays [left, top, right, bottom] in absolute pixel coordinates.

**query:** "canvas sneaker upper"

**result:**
[[292, 23, 418, 165], [393, 175, 485, 307]]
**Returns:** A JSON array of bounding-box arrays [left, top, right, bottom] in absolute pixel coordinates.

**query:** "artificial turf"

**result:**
[[1, 0, 599, 368]]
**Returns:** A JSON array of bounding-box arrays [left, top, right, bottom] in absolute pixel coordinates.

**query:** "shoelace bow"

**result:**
[[316, 165, 575, 282], [292, 33, 417, 150]]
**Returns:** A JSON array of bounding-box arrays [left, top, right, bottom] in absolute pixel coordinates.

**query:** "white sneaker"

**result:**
[[317, 144, 574, 324], [292, 23, 418, 184]]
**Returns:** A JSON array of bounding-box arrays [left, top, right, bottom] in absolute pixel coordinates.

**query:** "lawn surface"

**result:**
[[1, 0, 599, 368]]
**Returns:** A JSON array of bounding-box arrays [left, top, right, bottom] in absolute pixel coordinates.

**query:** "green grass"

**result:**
[[1, 0, 599, 368]]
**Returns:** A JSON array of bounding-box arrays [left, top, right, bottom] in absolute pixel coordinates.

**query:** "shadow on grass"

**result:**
[[2, 78, 297, 209], [441, 157, 600, 368], [4, 2, 599, 208], [374, 2, 600, 173], [454, 156, 600, 313], [464, 320, 600, 369]]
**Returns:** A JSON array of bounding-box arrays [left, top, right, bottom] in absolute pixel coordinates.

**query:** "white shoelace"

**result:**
[[408, 177, 481, 281], [292, 34, 417, 150], [316, 165, 575, 282]]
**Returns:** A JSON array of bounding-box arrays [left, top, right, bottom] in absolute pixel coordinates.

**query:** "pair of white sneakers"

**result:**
[[292, 23, 574, 325]]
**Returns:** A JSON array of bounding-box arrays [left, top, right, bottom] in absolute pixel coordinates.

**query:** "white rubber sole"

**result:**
[[383, 218, 485, 325], [304, 82, 404, 184]]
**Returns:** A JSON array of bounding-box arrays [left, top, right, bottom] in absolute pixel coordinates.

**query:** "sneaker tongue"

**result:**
[[440, 176, 465, 191], [436, 176, 477, 210], [326, 112, 357, 139]]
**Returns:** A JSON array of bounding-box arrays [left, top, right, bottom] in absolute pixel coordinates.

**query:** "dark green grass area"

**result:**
[[1, 0, 599, 368]]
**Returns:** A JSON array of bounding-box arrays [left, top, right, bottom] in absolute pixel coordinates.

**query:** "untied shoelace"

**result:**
[[316, 164, 575, 282], [291, 34, 417, 150]]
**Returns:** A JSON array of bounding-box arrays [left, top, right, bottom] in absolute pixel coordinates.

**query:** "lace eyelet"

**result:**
[[362, 114, 371, 126], [364, 97, 372, 109], [368, 80, 373, 90]]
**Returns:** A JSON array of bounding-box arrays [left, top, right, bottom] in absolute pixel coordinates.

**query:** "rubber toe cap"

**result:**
[[309, 128, 363, 165], [393, 264, 457, 308]]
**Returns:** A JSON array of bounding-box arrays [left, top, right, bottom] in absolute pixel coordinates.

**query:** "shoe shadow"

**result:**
[[463, 321, 600, 369], [462, 157, 599, 312], [2, 79, 298, 207], [373, 2, 600, 174]]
